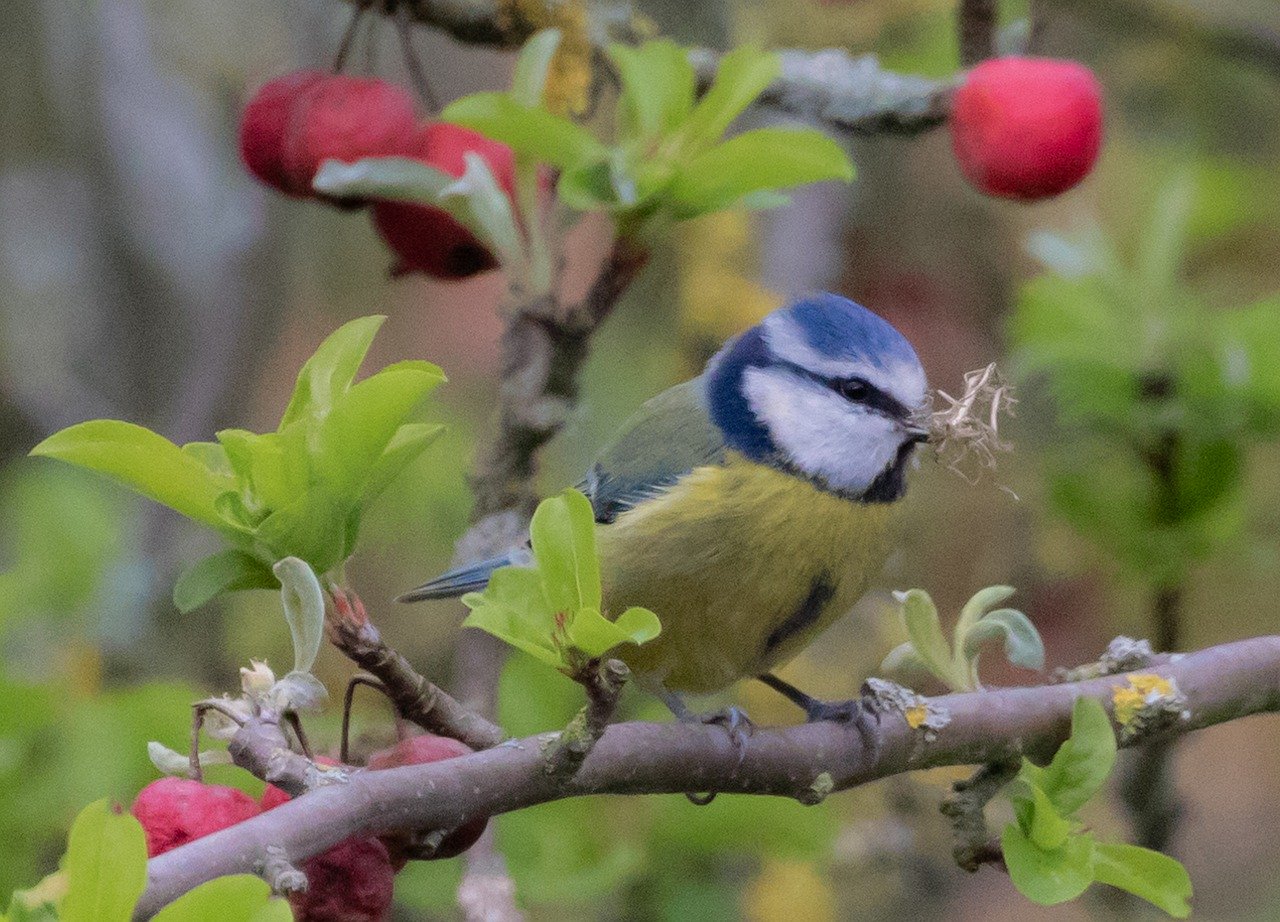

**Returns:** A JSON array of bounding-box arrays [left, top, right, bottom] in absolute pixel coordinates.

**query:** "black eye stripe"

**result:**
[[775, 361, 911, 420]]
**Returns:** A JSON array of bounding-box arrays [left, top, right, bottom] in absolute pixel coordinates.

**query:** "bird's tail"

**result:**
[[395, 551, 527, 602]]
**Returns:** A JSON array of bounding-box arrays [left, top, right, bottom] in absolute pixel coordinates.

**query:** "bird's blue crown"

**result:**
[[705, 293, 925, 464]]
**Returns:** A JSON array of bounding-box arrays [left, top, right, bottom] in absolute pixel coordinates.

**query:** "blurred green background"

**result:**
[[3, 0, 1279, 918]]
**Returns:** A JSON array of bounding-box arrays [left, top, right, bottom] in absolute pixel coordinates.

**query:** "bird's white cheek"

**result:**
[[742, 369, 902, 494]]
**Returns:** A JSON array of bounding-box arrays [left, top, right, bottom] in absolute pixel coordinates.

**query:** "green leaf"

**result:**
[[961, 608, 1045, 672], [896, 589, 956, 686], [60, 800, 148, 922], [215, 429, 298, 516], [440, 154, 524, 269], [609, 40, 695, 141], [180, 441, 235, 482], [443, 93, 606, 170], [953, 584, 1016, 646], [173, 550, 276, 613], [279, 315, 386, 428], [6, 872, 66, 922], [362, 423, 445, 506], [670, 128, 853, 219], [558, 159, 620, 211], [273, 557, 324, 676], [1039, 697, 1117, 815], [252, 493, 351, 575], [566, 606, 661, 659], [31, 421, 230, 530], [153, 874, 292, 922], [1002, 823, 1095, 906], [511, 29, 562, 109], [1134, 173, 1195, 314], [529, 489, 602, 615], [1025, 781, 1073, 850], [462, 567, 562, 669], [312, 360, 445, 500], [312, 156, 496, 242], [879, 642, 933, 681], [1092, 842, 1192, 918], [682, 45, 780, 147]]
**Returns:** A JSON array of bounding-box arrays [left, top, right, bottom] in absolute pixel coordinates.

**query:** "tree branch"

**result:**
[[136, 635, 1280, 918], [691, 48, 955, 137], [349, 0, 955, 137]]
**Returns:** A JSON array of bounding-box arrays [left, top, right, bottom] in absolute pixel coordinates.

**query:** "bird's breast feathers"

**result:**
[[597, 452, 905, 694]]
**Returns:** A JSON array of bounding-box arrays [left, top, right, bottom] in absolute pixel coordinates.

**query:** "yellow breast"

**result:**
[[597, 453, 905, 694]]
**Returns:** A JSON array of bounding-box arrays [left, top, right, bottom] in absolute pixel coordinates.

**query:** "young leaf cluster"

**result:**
[[881, 586, 1043, 691], [1011, 175, 1280, 585], [1001, 698, 1193, 916], [461, 489, 660, 677], [2, 800, 288, 922], [30, 317, 444, 611], [445, 34, 853, 238]]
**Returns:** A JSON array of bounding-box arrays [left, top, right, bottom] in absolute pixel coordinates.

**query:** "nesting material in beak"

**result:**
[[918, 362, 1017, 486]]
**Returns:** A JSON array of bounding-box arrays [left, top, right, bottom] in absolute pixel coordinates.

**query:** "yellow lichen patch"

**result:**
[[1112, 673, 1177, 727], [904, 703, 930, 729], [505, 0, 592, 116]]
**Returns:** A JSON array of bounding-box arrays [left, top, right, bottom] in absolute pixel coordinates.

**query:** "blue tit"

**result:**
[[401, 292, 930, 725]]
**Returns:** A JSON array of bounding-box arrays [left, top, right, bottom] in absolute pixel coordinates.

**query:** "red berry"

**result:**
[[370, 123, 516, 280], [132, 777, 262, 857], [366, 734, 487, 863], [950, 56, 1103, 201], [288, 836, 395, 922], [239, 71, 327, 197], [260, 782, 292, 811], [282, 76, 417, 202]]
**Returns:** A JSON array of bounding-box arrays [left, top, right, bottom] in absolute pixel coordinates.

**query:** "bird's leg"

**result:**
[[758, 673, 882, 762], [649, 685, 752, 805], [655, 687, 754, 746]]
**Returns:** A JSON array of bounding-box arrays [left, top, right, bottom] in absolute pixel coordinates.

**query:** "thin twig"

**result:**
[[333, 0, 369, 73], [545, 659, 629, 776], [284, 711, 315, 761], [959, 0, 999, 67], [326, 587, 504, 750], [190, 701, 245, 783], [940, 761, 1019, 872], [340, 674, 389, 764]]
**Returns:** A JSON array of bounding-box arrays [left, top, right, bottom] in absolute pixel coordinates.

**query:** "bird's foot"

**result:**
[[757, 673, 882, 764], [803, 694, 882, 763], [687, 705, 755, 750], [674, 704, 754, 806]]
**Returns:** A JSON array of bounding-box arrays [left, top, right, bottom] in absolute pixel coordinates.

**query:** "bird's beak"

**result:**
[[901, 425, 931, 444]]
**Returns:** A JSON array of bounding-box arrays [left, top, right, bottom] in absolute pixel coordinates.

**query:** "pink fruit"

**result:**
[[288, 836, 395, 922], [366, 734, 487, 863], [132, 777, 262, 857], [281, 76, 417, 202], [238, 70, 327, 196], [370, 123, 516, 280], [950, 56, 1103, 201]]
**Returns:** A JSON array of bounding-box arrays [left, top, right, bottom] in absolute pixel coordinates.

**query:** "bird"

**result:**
[[401, 292, 930, 729]]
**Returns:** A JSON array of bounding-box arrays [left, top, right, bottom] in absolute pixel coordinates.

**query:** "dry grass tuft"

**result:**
[[918, 363, 1018, 488]]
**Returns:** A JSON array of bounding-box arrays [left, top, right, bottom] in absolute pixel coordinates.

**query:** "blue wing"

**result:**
[[580, 376, 725, 523], [395, 552, 527, 602], [398, 376, 724, 602]]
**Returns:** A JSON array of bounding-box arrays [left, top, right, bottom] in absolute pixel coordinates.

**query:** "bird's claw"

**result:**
[[803, 695, 882, 764], [693, 705, 755, 750], [680, 706, 753, 805]]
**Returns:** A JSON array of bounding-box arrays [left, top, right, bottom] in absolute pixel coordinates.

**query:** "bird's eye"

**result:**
[[835, 378, 870, 402]]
